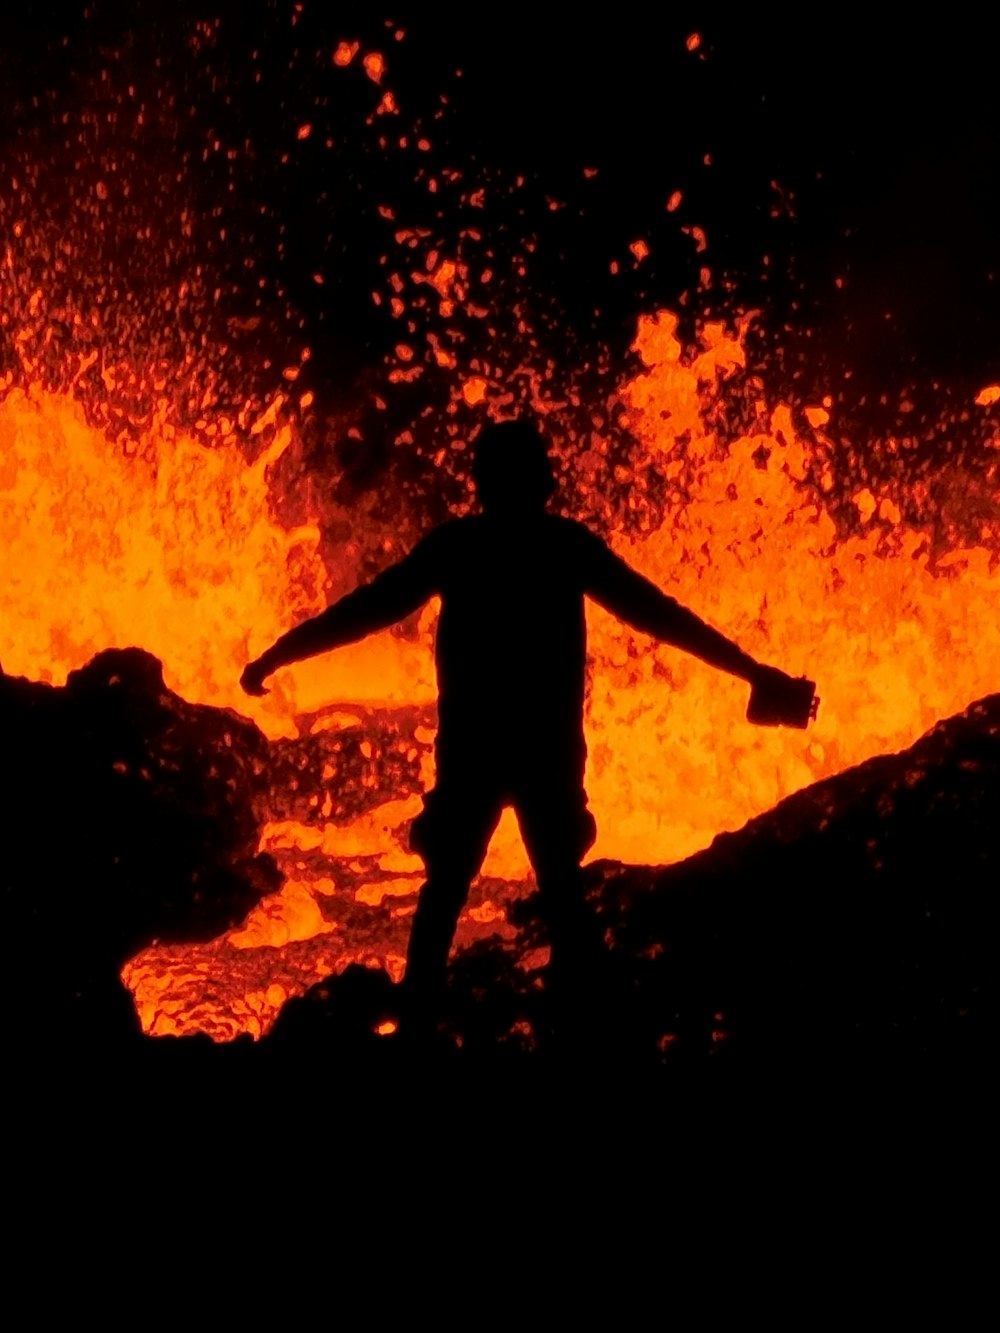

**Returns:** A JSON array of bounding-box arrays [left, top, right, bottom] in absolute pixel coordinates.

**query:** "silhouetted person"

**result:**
[[242, 420, 803, 1036]]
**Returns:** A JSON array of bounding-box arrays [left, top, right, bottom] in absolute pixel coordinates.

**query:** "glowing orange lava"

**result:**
[[6, 303, 1000, 1039]]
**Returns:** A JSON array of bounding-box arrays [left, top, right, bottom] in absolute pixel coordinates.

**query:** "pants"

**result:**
[[404, 757, 599, 1020]]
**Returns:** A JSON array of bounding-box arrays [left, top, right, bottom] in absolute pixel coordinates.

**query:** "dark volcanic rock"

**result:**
[[588, 695, 999, 1068], [3, 645, 995, 1076], [2, 648, 279, 1046]]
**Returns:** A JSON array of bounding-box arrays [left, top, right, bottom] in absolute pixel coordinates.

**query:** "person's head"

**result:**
[[471, 419, 556, 514]]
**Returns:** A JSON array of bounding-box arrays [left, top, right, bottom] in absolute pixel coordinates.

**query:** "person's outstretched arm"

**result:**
[[582, 528, 782, 687], [241, 534, 440, 695]]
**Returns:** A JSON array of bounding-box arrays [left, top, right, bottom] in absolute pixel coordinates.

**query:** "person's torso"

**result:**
[[429, 513, 591, 760]]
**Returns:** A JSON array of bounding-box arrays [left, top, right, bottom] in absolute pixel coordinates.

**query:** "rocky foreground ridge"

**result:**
[[2, 648, 993, 1072]]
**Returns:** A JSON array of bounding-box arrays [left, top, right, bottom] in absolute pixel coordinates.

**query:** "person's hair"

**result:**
[[471, 419, 556, 510]]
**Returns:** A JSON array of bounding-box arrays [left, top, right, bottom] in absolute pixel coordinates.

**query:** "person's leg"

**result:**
[[403, 782, 503, 1034], [514, 780, 601, 1031]]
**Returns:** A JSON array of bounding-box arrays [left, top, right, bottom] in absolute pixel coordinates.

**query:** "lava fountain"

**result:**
[[3, 19, 999, 1040], [6, 307, 1000, 1038]]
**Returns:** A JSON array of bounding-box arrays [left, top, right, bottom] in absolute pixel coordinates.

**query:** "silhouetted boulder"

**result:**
[[589, 695, 999, 1068], [2, 648, 279, 1046]]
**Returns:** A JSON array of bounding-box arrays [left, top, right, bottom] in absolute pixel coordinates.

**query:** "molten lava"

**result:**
[[6, 308, 1000, 1039], [4, 25, 999, 1042]]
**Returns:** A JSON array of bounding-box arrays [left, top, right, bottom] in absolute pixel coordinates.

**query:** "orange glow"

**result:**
[[6, 266, 999, 1039], [17, 20, 991, 1047], [363, 52, 385, 84], [0, 386, 440, 739], [115, 309, 1000, 1037]]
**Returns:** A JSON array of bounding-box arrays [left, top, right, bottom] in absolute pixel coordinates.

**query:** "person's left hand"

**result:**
[[240, 660, 271, 696]]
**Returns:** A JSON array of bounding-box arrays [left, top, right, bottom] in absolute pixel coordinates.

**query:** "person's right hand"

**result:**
[[746, 663, 818, 728]]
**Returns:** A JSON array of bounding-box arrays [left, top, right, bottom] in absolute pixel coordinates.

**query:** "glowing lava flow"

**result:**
[[5, 312, 1000, 1040], [582, 311, 1000, 863], [0, 383, 439, 739], [133, 314, 1000, 1039]]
